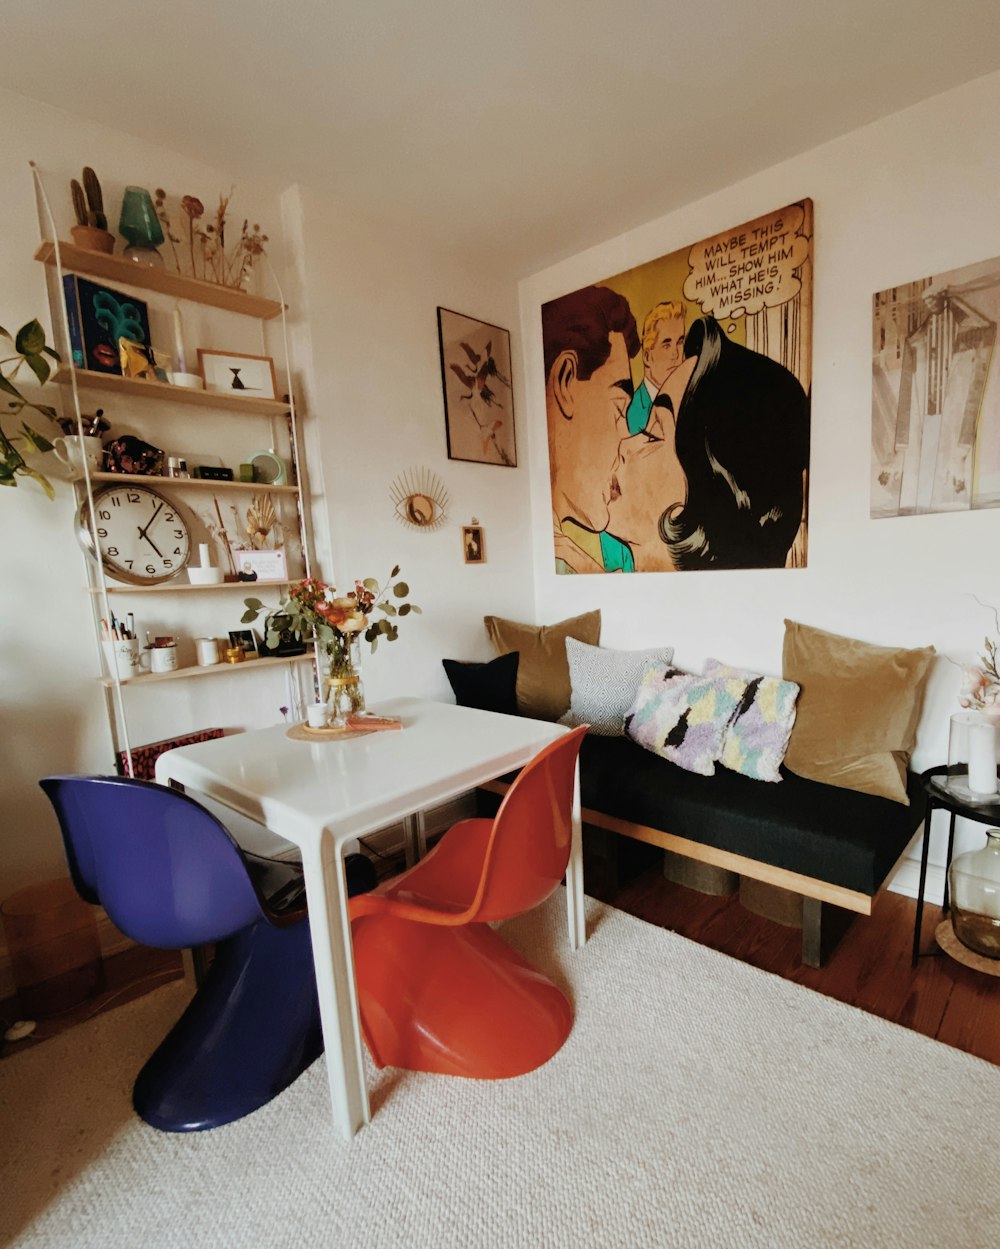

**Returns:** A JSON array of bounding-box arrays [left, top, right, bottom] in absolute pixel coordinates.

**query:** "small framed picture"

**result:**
[[228, 628, 259, 658], [198, 349, 278, 400], [437, 307, 516, 467], [231, 547, 288, 583], [462, 525, 485, 564]]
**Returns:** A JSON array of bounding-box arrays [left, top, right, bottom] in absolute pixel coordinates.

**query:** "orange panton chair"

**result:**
[[349, 724, 588, 1079]]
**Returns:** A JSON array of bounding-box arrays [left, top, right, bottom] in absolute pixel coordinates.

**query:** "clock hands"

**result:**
[[137, 501, 165, 558]]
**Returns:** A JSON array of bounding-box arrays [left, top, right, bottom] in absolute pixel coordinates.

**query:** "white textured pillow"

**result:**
[[561, 638, 675, 736]]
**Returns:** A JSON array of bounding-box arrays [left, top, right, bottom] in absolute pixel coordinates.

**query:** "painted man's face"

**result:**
[[643, 316, 686, 392], [549, 331, 633, 534]]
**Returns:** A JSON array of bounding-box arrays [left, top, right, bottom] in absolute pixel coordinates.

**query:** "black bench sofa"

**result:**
[[483, 733, 928, 967]]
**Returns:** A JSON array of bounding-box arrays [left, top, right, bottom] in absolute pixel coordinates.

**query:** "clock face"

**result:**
[[80, 485, 192, 584]]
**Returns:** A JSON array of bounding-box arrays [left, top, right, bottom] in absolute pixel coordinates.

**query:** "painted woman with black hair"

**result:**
[[607, 316, 809, 572]]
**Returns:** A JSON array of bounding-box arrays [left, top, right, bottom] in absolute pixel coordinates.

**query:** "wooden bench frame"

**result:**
[[480, 778, 910, 967]]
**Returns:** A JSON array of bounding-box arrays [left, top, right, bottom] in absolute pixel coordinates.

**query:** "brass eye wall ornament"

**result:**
[[389, 466, 450, 531]]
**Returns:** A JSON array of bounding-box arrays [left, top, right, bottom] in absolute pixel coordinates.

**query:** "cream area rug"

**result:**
[[2, 895, 998, 1249]]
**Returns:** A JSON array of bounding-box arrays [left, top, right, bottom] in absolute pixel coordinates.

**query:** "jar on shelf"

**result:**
[[949, 829, 1000, 958]]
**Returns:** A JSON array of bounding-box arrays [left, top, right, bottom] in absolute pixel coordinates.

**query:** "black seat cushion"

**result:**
[[579, 735, 926, 896]]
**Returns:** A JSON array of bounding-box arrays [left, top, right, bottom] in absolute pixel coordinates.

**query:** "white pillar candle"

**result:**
[[967, 718, 998, 795], [198, 543, 212, 568], [173, 308, 187, 374]]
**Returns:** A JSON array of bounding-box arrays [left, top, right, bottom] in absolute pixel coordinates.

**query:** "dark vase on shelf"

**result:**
[[949, 829, 1000, 958]]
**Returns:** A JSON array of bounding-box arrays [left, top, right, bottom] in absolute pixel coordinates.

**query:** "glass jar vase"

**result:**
[[324, 634, 366, 727], [949, 829, 1000, 958]]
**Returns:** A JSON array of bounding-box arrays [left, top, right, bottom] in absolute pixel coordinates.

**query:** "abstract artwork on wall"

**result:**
[[437, 307, 516, 467], [872, 256, 1000, 518], [541, 200, 813, 574]]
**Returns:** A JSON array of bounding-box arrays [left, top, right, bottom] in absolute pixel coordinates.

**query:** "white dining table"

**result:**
[[154, 696, 586, 1140]]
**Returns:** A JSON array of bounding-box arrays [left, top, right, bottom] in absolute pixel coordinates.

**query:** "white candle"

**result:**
[[173, 308, 187, 374], [967, 718, 998, 795], [198, 543, 211, 568]]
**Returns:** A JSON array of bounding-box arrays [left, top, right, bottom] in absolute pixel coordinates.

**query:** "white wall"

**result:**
[[282, 183, 533, 707], [518, 70, 1000, 900]]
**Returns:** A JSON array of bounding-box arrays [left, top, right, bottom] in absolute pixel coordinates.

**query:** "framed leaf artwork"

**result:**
[[437, 307, 516, 467]]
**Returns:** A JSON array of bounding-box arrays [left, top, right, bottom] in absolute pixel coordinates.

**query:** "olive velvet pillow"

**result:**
[[484, 610, 601, 721], [782, 619, 935, 805]]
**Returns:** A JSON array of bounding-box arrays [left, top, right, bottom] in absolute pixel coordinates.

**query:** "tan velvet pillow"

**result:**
[[484, 610, 601, 720], [782, 620, 935, 805]]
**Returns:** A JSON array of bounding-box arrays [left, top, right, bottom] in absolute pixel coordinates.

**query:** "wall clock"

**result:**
[[77, 484, 192, 585]]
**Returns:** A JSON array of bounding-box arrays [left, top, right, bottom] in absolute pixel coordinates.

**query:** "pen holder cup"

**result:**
[[102, 637, 140, 681]]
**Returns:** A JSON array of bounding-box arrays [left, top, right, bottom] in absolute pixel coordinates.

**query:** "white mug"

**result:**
[[195, 637, 220, 667], [52, 435, 104, 477], [140, 644, 178, 674], [306, 702, 329, 729], [102, 637, 140, 681]]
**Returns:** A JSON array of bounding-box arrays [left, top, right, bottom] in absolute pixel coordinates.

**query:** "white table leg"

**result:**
[[565, 760, 586, 949], [299, 828, 370, 1139]]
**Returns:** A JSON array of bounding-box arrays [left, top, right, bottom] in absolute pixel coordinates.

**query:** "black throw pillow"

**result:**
[[442, 652, 520, 716]]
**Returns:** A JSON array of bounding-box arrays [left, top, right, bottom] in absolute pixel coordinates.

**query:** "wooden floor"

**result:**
[[593, 853, 1000, 1067]]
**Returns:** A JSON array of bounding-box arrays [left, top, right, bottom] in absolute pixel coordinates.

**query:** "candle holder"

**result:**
[[948, 711, 999, 799]]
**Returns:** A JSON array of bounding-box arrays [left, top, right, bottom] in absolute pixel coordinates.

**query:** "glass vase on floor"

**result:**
[[949, 829, 1000, 958], [324, 634, 366, 728]]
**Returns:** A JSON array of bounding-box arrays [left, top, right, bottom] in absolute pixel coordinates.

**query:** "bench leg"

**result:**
[[801, 897, 823, 968]]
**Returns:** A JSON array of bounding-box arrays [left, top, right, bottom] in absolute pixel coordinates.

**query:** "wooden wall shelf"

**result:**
[[99, 653, 313, 688], [54, 367, 289, 416], [85, 471, 297, 495], [88, 579, 291, 596], [35, 241, 283, 319]]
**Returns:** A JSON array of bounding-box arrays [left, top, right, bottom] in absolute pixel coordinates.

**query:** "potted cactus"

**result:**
[[70, 167, 114, 254]]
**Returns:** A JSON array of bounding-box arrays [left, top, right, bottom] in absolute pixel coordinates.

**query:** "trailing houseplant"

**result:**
[[0, 319, 61, 497]]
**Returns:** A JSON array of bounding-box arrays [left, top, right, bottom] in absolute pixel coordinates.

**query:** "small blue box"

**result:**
[[62, 274, 151, 374]]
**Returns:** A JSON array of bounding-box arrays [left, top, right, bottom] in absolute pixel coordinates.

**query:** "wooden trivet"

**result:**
[[286, 722, 375, 743], [935, 918, 1000, 977]]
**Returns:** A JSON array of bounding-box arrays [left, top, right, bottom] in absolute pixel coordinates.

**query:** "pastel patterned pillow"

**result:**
[[625, 664, 742, 776], [560, 638, 675, 736], [703, 658, 800, 783]]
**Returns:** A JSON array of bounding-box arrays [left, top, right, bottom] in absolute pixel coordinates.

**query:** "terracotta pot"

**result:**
[[70, 225, 115, 255]]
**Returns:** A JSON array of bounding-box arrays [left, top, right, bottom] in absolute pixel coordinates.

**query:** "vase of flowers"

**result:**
[[242, 566, 419, 726]]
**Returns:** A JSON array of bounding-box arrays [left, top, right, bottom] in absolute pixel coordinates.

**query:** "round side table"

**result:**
[[912, 767, 1000, 966]]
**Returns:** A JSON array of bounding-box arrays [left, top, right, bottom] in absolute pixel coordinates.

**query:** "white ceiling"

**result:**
[[9, 1, 1000, 274]]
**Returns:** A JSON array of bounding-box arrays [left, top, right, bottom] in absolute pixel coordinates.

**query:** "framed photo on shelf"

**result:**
[[231, 547, 287, 583], [198, 349, 278, 400], [462, 524, 485, 564], [228, 629, 259, 659], [437, 307, 516, 467]]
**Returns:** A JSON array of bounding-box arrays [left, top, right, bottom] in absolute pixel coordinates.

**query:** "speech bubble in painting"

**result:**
[[683, 202, 810, 320]]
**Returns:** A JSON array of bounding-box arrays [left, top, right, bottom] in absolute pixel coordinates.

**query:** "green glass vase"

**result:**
[[118, 186, 165, 267]]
